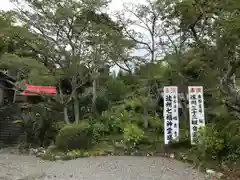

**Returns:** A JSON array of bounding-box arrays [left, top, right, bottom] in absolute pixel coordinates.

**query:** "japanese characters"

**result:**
[[188, 86, 205, 144], [163, 86, 179, 145]]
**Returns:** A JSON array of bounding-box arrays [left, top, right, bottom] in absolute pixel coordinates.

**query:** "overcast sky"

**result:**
[[0, 0, 146, 12]]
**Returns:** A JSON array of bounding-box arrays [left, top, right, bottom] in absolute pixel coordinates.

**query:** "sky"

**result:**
[[1, 0, 14, 11], [0, 0, 146, 12]]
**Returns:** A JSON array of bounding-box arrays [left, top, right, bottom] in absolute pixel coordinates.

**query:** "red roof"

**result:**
[[21, 84, 57, 96]]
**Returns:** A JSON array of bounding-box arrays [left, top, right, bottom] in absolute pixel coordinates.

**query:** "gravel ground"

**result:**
[[0, 151, 205, 180]]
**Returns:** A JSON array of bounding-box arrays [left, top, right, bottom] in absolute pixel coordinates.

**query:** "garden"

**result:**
[[0, 0, 240, 179]]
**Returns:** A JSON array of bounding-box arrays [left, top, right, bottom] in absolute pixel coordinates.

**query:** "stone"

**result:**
[[206, 169, 217, 178], [170, 153, 175, 159]]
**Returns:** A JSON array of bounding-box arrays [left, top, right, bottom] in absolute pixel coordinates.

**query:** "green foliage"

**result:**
[[11, 103, 61, 147], [148, 116, 164, 134], [94, 95, 109, 114], [123, 123, 145, 149], [55, 122, 92, 151], [196, 126, 225, 160], [2, 0, 240, 174], [122, 97, 145, 113], [221, 119, 240, 165], [105, 78, 130, 102], [90, 121, 106, 142], [100, 109, 128, 134]]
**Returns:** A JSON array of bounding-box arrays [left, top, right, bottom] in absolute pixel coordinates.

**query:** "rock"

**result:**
[[55, 156, 62, 160], [216, 172, 224, 178], [29, 148, 38, 155], [47, 145, 56, 151], [170, 153, 175, 159], [205, 169, 224, 179], [206, 169, 216, 175], [29, 147, 47, 157]]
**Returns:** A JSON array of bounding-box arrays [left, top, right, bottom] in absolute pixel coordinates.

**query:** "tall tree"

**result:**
[[170, 0, 240, 115], [11, 0, 134, 123], [115, 0, 183, 127]]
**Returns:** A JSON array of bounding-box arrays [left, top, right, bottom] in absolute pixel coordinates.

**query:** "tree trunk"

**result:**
[[71, 77, 80, 123], [73, 94, 79, 124], [221, 63, 240, 116], [143, 86, 151, 128], [59, 81, 70, 124], [92, 79, 97, 112], [221, 60, 240, 100], [0, 88, 4, 106], [63, 107, 70, 124], [181, 92, 189, 121]]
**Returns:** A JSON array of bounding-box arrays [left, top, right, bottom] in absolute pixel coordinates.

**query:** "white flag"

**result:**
[[188, 86, 205, 145], [163, 86, 179, 145]]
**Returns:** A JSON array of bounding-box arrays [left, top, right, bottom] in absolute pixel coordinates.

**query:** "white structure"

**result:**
[[163, 86, 179, 145]]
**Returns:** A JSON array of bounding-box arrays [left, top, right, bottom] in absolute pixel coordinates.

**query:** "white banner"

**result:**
[[163, 86, 179, 145], [188, 86, 205, 145]]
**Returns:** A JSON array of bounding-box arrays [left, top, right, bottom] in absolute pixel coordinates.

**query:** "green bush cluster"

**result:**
[[193, 116, 240, 167], [52, 98, 164, 152], [55, 122, 92, 151], [123, 123, 145, 149], [195, 125, 225, 160]]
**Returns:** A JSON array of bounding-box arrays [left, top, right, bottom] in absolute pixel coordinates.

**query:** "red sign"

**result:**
[[190, 88, 195, 93], [21, 84, 57, 96], [195, 87, 201, 93]]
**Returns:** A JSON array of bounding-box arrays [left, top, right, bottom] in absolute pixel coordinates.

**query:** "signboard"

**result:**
[[188, 86, 205, 144], [163, 86, 179, 145]]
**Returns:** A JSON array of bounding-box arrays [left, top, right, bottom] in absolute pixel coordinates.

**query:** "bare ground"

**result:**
[[0, 151, 205, 180]]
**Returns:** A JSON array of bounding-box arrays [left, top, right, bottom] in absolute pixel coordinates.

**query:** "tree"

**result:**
[[10, 0, 134, 123], [170, 0, 240, 116], [115, 0, 183, 127]]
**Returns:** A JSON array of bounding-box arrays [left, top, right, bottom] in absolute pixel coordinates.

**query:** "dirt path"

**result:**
[[0, 152, 205, 180]]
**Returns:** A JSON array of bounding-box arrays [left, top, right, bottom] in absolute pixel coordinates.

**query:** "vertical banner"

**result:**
[[188, 86, 205, 145], [163, 86, 179, 145]]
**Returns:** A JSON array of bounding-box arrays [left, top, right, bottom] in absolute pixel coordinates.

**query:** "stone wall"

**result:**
[[0, 105, 23, 148]]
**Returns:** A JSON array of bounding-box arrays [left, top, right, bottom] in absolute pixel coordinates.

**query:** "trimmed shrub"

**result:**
[[55, 122, 92, 151]]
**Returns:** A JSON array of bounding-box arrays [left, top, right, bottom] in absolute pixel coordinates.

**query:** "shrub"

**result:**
[[168, 129, 191, 149], [94, 95, 109, 114], [196, 125, 225, 160], [44, 121, 65, 146], [148, 116, 164, 134], [55, 122, 92, 151], [91, 122, 106, 142], [123, 123, 145, 149], [105, 78, 130, 102], [100, 110, 124, 134], [100, 109, 142, 134]]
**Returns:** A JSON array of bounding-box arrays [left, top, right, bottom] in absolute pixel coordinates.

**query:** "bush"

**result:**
[[91, 122, 106, 142], [55, 122, 92, 151], [196, 125, 225, 160], [43, 121, 65, 146], [168, 129, 191, 149], [148, 116, 164, 134], [100, 109, 142, 134], [94, 95, 109, 114], [105, 78, 130, 102], [123, 123, 145, 149]]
